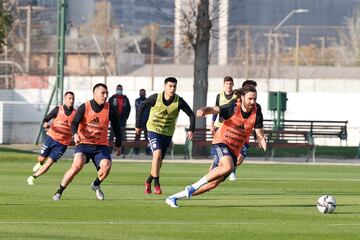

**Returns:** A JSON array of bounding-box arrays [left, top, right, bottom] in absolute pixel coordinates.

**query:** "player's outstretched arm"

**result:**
[[196, 106, 220, 118]]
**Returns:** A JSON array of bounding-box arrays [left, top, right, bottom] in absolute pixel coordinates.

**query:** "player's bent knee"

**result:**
[[38, 156, 46, 163], [99, 159, 111, 169], [223, 165, 233, 174]]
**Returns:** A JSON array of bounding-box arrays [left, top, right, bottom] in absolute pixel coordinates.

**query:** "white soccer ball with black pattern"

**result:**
[[317, 195, 336, 214]]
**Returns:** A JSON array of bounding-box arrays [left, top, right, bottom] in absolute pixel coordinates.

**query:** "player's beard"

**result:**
[[243, 101, 254, 112]]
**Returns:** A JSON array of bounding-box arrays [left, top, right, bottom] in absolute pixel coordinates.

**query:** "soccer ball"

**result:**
[[316, 195, 336, 214]]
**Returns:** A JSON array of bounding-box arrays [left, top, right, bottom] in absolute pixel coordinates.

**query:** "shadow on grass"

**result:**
[[0, 203, 42, 206], [183, 199, 315, 208]]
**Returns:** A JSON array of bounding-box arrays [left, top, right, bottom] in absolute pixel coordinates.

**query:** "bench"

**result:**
[[263, 119, 348, 144], [108, 127, 174, 159], [257, 130, 315, 162], [184, 128, 315, 161]]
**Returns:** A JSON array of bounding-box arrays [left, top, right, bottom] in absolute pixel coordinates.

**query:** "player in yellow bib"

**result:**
[[210, 76, 237, 134], [136, 77, 195, 194]]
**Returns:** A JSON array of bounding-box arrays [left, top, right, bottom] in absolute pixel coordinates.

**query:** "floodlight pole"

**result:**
[[273, 9, 309, 32], [56, 0, 68, 105], [267, 9, 309, 91], [35, 0, 68, 144]]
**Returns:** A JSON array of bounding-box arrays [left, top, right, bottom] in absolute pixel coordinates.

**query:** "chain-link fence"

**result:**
[[226, 25, 358, 79], [1, 1, 360, 89]]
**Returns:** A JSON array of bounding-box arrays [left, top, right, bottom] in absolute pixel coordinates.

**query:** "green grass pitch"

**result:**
[[1, 147, 360, 240]]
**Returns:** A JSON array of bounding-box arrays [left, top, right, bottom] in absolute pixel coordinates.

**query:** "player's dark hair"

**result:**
[[242, 79, 257, 87], [93, 83, 108, 92], [64, 91, 74, 97], [116, 84, 123, 89], [234, 85, 257, 98], [164, 77, 177, 84], [224, 76, 233, 83]]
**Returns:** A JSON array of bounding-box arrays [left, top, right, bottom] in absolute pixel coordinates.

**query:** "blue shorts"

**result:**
[[74, 144, 111, 170], [147, 131, 173, 159], [40, 135, 67, 162], [210, 143, 237, 172], [240, 143, 250, 158], [210, 143, 237, 173]]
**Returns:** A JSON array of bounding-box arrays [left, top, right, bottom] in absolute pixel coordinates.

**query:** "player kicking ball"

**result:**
[[166, 85, 266, 207]]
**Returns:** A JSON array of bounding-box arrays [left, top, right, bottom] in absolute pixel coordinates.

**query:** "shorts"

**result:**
[[210, 143, 237, 179], [74, 144, 111, 170], [40, 135, 67, 162], [240, 143, 250, 158], [147, 131, 173, 159]]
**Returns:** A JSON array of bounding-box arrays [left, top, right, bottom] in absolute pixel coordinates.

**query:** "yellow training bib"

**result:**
[[214, 91, 236, 128], [147, 92, 179, 136]]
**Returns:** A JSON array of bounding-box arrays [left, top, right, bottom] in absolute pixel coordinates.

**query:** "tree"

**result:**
[[79, 0, 108, 37], [0, 0, 13, 50], [177, 0, 212, 130], [192, 0, 211, 129], [337, 7, 360, 65]]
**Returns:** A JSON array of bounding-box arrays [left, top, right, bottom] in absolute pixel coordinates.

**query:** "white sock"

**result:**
[[191, 176, 208, 190], [168, 190, 187, 200]]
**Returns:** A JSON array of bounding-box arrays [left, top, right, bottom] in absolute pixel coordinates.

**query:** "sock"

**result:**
[[93, 177, 102, 187], [168, 190, 187, 200], [56, 185, 66, 194], [154, 177, 160, 187], [191, 176, 208, 191], [32, 175, 37, 179], [146, 174, 154, 184]]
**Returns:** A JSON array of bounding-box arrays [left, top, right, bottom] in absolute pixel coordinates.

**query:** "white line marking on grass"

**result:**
[[329, 223, 360, 226], [113, 159, 360, 167], [0, 221, 257, 225]]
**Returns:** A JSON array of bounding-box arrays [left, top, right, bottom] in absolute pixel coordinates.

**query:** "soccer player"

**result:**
[[27, 91, 76, 185], [228, 79, 262, 180], [165, 85, 266, 208], [210, 76, 237, 180], [52, 83, 122, 201], [210, 76, 236, 135], [136, 77, 195, 195]]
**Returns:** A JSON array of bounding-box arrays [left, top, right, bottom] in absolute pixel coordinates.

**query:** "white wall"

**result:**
[[0, 101, 43, 144], [46, 76, 360, 93], [0, 77, 360, 146], [0, 89, 360, 146]]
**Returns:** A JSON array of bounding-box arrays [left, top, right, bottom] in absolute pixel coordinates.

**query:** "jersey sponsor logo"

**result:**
[[154, 109, 169, 117], [88, 117, 100, 125]]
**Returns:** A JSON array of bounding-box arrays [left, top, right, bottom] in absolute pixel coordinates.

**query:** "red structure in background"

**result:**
[[15, 75, 49, 89]]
